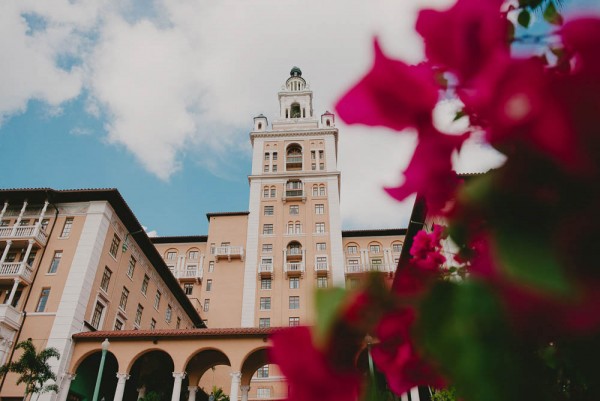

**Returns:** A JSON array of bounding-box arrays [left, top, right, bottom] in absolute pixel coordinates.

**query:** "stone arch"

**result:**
[[125, 349, 175, 401], [184, 347, 232, 386], [70, 350, 119, 401], [239, 347, 270, 386]]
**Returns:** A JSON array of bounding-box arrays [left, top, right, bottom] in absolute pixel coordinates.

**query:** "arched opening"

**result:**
[[285, 179, 303, 198], [286, 241, 303, 258], [186, 349, 232, 401], [125, 350, 175, 401], [290, 103, 301, 118], [240, 347, 286, 400], [285, 145, 303, 171], [70, 351, 119, 401], [258, 122, 262, 130]]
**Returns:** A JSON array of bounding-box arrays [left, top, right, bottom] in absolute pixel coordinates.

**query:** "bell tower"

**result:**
[[272, 67, 318, 131]]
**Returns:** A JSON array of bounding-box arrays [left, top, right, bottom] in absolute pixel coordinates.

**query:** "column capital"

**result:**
[[62, 372, 76, 381], [116, 373, 130, 381], [187, 386, 198, 393], [230, 371, 242, 382], [240, 385, 250, 391], [5, 240, 12, 245], [172, 372, 187, 379], [28, 239, 34, 245]]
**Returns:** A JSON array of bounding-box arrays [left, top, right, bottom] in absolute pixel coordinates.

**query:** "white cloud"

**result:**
[[142, 225, 158, 238]]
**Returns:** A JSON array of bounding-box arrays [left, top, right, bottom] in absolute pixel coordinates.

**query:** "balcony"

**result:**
[[285, 156, 303, 170], [258, 264, 274, 278], [285, 262, 304, 277], [344, 263, 395, 274], [176, 266, 203, 283], [282, 190, 306, 203], [0, 262, 34, 284], [0, 304, 23, 330], [286, 248, 303, 261], [315, 262, 329, 275], [214, 246, 244, 262], [0, 225, 48, 246]]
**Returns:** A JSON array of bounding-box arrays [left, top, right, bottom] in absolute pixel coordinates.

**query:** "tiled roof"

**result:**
[[342, 228, 407, 237], [73, 327, 279, 340], [206, 211, 250, 221], [151, 235, 208, 244]]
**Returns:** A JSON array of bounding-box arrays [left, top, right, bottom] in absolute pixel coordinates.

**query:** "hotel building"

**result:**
[[0, 68, 406, 401]]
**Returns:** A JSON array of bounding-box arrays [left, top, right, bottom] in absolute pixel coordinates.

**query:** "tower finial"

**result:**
[[290, 66, 302, 77]]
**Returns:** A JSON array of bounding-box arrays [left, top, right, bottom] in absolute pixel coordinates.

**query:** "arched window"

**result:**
[[286, 144, 303, 171], [287, 241, 302, 256], [319, 185, 326, 196], [258, 122, 262, 130], [326, 120, 331, 127], [346, 243, 359, 255], [369, 242, 383, 254], [263, 186, 269, 198], [312, 185, 318, 197], [270, 186, 276, 198], [288, 222, 294, 234], [295, 221, 302, 234], [290, 103, 301, 118]]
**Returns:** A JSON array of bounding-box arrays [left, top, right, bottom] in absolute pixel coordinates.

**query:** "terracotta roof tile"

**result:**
[[72, 327, 282, 340]]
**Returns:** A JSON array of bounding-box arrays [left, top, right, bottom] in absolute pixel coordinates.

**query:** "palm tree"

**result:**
[[209, 386, 230, 401], [0, 339, 60, 401]]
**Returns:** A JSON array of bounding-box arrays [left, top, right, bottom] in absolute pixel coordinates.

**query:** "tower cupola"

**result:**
[[253, 114, 268, 131]]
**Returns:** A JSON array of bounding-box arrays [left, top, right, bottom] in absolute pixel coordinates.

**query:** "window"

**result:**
[[263, 187, 269, 198], [206, 279, 212, 291], [114, 319, 123, 331], [264, 152, 270, 161], [289, 317, 300, 327], [208, 261, 214, 272], [166, 305, 172, 322], [0, 220, 9, 227], [392, 243, 403, 253], [98, 268, 111, 293], [141, 275, 149, 294], [289, 296, 300, 309], [119, 287, 129, 310], [5, 253, 15, 263], [295, 222, 301, 234], [166, 251, 176, 260], [262, 244, 273, 253], [311, 150, 316, 160], [315, 223, 325, 233], [270, 186, 276, 197], [91, 301, 104, 329], [176, 317, 181, 329], [317, 256, 327, 266], [312, 186, 318, 196], [289, 277, 299, 289], [257, 365, 269, 378], [319, 150, 324, 159], [264, 165, 269, 172], [272, 165, 278, 172], [109, 234, 120, 258], [316, 243, 326, 251], [264, 206, 274, 216], [259, 318, 270, 328], [370, 244, 381, 253], [154, 291, 161, 309], [261, 278, 272, 290], [60, 218, 73, 237], [127, 256, 136, 278], [289, 205, 299, 215], [188, 250, 199, 260], [372, 259, 383, 266], [36, 288, 50, 312], [347, 245, 358, 254], [312, 163, 316, 170], [317, 277, 328, 288], [26, 251, 37, 266], [320, 163, 325, 170], [150, 319, 156, 330], [315, 204, 324, 214], [273, 152, 278, 161], [260, 297, 271, 310], [204, 299, 210, 312], [319, 185, 326, 196], [287, 222, 294, 234], [263, 224, 274, 235], [135, 304, 143, 325], [48, 251, 62, 274], [184, 283, 193, 295], [20, 219, 30, 226], [257, 388, 271, 399]]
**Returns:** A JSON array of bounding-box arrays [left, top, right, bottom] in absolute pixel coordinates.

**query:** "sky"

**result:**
[[1, 0, 598, 236]]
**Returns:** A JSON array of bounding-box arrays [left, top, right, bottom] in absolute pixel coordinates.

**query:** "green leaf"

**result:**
[[452, 110, 466, 122], [517, 10, 531, 28], [543, 1, 563, 25], [314, 288, 348, 344], [492, 223, 572, 295]]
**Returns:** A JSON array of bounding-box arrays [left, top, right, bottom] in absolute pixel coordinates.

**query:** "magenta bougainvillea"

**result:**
[[269, 1, 600, 400]]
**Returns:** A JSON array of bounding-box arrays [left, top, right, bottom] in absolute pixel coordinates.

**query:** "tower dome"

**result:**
[[290, 66, 302, 77]]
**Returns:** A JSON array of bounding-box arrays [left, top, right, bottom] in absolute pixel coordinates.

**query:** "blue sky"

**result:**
[[1, 0, 598, 236]]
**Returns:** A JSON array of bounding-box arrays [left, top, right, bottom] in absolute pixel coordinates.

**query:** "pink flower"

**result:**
[[270, 327, 361, 401], [385, 126, 468, 213], [335, 39, 439, 131], [561, 17, 600, 74], [416, 0, 508, 82], [372, 311, 445, 395]]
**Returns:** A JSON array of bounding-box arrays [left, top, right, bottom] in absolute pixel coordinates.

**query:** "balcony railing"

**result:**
[[315, 262, 329, 272], [170, 266, 203, 282], [215, 246, 244, 261], [0, 262, 34, 282], [286, 156, 303, 164], [285, 262, 305, 273], [0, 225, 48, 245], [282, 190, 306, 203], [0, 304, 23, 329], [344, 264, 395, 274], [259, 264, 273, 273]]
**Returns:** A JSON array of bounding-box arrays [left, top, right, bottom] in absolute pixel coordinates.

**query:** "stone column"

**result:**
[[21, 239, 34, 270], [240, 385, 250, 401], [34, 201, 49, 236], [171, 372, 186, 401], [410, 386, 420, 401], [229, 372, 241, 401], [0, 201, 8, 221], [400, 393, 409, 401], [6, 278, 20, 306], [0, 240, 13, 265], [113, 373, 130, 401], [187, 386, 198, 401], [137, 385, 146, 400], [57, 373, 76, 401], [12, 201, 27, 235]]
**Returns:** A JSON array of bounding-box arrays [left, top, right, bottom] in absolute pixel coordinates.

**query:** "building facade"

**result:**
[[0, 68, 406, 401]]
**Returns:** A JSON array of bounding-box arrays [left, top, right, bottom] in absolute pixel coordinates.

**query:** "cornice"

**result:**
[[249, 128, 338, 144]]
